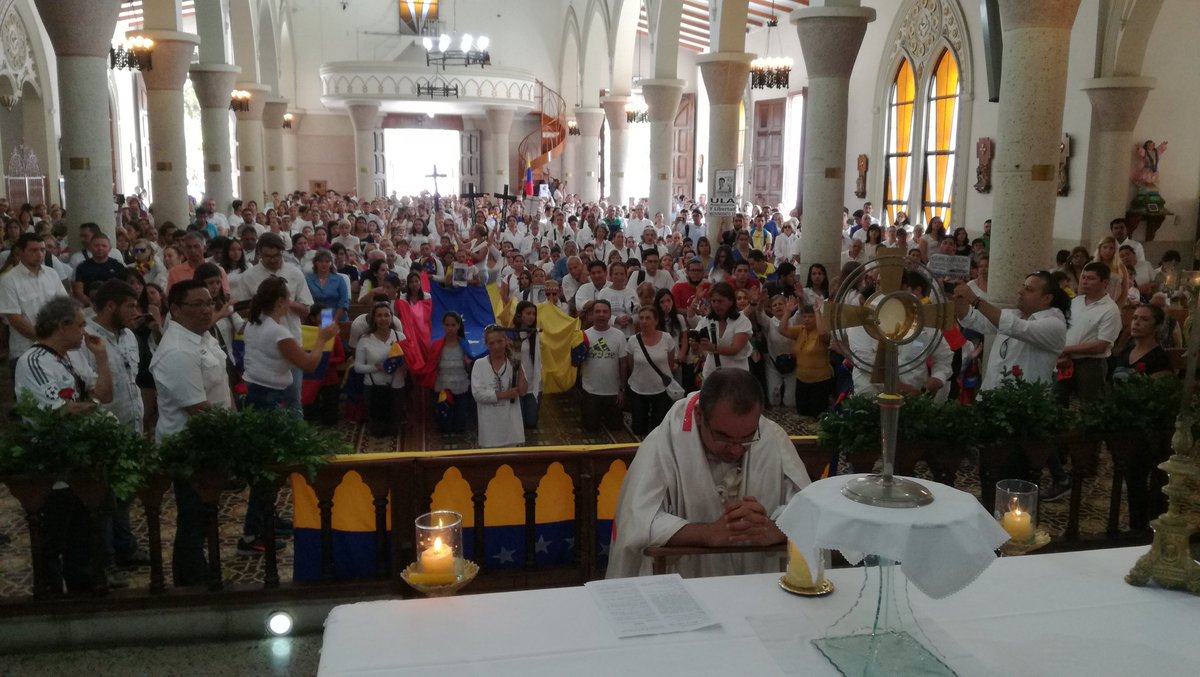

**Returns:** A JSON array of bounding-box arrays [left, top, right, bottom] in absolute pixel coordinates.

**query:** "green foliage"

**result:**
[[0, 392, 158, 501], [159, 407, 347, 487], [974, 375, 1072, 442], [1077, 374, 1182, 436], [817, 394, 977, 457]]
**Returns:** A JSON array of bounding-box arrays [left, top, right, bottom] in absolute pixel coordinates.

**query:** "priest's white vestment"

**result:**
[[606, 394, 811, 578]]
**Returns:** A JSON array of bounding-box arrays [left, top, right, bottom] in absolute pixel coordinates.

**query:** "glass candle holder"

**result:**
[[994, 479, 1037, 544], [415, 510, 462, 576], [782, 540, 832, 595]]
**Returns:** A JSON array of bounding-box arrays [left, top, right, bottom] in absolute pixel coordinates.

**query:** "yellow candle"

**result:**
[[1001, 508, 1033, 542], [786, 541, 814, 588], [420, 536, 455, 575]]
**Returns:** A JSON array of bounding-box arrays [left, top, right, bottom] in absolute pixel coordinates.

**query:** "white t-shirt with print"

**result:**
[[626, 332, 676, 395], [582, 326, 628, 396]]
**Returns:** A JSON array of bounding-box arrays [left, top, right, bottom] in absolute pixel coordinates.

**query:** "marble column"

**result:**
[[261, 98, 288, 198], [988, 0, 1081, 305], [473, 117, 493, 194], [697, 52, 754, 241], [346, 101, 380, 200], [283, 110, 302, 196], [1081, 77, 1154, 248], [792, 4, 875, 274], [234, 82, 269, 204], [189, 64, 240, 213], [32, 0, 121, 241], [486, 107, 515, 194], [600, 95, 630, 206], [137, 31, 199, 229], [641, 79, 685, 220], [575, 108, 605, 204]]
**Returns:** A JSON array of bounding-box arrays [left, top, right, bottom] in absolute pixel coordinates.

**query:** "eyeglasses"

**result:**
[[999, 337, 1011, 360], [131, 247, 147, 254], [702, 417, 761, 449]]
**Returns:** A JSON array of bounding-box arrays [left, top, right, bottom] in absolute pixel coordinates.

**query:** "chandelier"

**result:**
[[624, 95, 648, 124], [110, 35, 154, 71], [423, 32, 490, 68], [567, 120, 580, 136], [282, 113, 294, 129], [749, 8, 792, 90], [230, 89, 251, 112], [416, 79, 461, 98]]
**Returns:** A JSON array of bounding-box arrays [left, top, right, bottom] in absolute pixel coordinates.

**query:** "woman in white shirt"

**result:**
[[471, 325, 527, 448], [242, 276, 336, 412], [354, 302, 409, 438], [696, 282, 753, 378], [625, 305, 677, 436]]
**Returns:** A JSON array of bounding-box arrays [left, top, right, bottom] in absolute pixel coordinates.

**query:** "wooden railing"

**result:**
[[0, 433, 1159, 613], [517, 80, 568, 182]]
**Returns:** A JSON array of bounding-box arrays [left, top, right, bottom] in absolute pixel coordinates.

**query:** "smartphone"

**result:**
[[320, 308, 334, 328]]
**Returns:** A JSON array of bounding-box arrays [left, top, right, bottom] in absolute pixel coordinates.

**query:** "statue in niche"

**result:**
[[854, 155, 868, 199], [1133, 140, 1168, 191], [974, 137, 993, 193], [1057, 134, 1071, 197], [696, 154, 704, 184]]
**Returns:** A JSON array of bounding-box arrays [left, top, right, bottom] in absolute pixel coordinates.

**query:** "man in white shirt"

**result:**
[[1, 234, 69, 368], [232, 232, 314, 413], [572, 259, 608, 316], [203, 198, 229, 236], [152, 279, 232, 586], [1119, 244, 1155, 300], [841, 239, 867, 266], [580, 300, 628, 432], [1056, 262, 1121, 405], [635, 250, 676, 291], [774, 222, 799, 264], [598, 261, 639, 336], [228, 200, 245, 230], [624, 205, 653, 239], [68, 223, 127, 267], [331, 218, 361, 252], [1110, 218, 1145, 262], [955, 271, 1068, 391]]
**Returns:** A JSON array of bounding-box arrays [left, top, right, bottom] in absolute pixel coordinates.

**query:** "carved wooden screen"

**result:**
[[5, 144, 47, 206]]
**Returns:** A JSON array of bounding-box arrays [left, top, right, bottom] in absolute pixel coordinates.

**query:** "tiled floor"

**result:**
[[0, 635, 322, 676]]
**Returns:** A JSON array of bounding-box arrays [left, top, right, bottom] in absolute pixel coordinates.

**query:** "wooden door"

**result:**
[[671, 93, 695, 201], [460, 130, 481, 193], [752, 98, 785, 208]]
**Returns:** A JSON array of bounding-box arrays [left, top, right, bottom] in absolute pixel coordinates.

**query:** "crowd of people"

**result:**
[[0, 186, 1185, 589]]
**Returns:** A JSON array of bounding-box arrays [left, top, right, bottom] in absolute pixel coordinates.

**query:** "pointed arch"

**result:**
[[883, 59, 916, 227], [559, 6, 582, 108], [278, 9, 297, 101], [581, 0, 611, 107], [921, 47, 960, 226], [609, 0, 641, 95], [228, 0, 259, 84], [257, 0, 279, 93]]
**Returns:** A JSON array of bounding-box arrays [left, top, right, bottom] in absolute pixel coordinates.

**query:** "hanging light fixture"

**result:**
[[420, 0, 491, 68], [282, 113, 294, 129], [624, 95, 648, 124], [230, 89, 251, 112], [110, 35, 155, 71], [749, 5, 792, 90]]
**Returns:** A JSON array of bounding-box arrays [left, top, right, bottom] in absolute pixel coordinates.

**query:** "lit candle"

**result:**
[[420, 536, 455, 575], [785, 541, 814, 588], [1001, 497, 1033, 543]]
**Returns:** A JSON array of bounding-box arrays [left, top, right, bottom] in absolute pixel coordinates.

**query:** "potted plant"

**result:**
[[1078, 373, 1181, 528], [159, 407, 347, 489], [817, 395, 882, 473], [973, 370, 1073, 507], [896, 395, 977, 487]]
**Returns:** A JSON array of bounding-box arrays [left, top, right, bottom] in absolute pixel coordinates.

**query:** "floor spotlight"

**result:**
[[267, 610, 294, 636]]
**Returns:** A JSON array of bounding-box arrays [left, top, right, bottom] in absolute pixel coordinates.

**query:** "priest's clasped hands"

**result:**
[[708, 496, 786, 547]]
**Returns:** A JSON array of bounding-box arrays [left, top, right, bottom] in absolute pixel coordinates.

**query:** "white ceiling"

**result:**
[[639, 0, 810, 52]]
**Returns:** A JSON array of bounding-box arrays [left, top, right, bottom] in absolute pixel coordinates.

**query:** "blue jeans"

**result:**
[[243, 382, 299, 540]]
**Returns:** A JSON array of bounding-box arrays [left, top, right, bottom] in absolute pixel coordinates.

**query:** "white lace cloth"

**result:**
[[776, 474, 1010, 599]]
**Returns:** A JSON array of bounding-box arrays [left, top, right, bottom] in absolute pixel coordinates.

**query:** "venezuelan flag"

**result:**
[[291, 449, 629, 581]]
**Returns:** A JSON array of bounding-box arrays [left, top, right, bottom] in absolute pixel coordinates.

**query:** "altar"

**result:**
[[317, 547, 1200, 675]]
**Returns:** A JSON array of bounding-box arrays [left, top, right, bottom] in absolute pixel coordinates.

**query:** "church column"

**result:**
[[600, 95, 630, 206], [346, 101, 380, 200], [234, 83, 269, 204], [283, 110, 302, 195], [189, 64, 240, 212], [1081, 77, 1154, 247], [988, 0, 1082, 304], [641, 79, 685, 220], [31, 0, 121, 241], [486, 106, 515, 194], [473, 117, 493, 193], [136, 31, 199, 229], [560, 118, 578, 195], [697, 52, 754, 241], [574, 108, 605, 204], [791, 3, 875, 274], [261, 98, 288, 197]]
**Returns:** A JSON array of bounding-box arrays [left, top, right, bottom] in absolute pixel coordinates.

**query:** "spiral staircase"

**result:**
[[517, 81, 569, 183]]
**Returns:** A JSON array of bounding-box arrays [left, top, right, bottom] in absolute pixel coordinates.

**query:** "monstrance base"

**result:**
[[841, 475, 934, 508], [812, 630, 958, 676]]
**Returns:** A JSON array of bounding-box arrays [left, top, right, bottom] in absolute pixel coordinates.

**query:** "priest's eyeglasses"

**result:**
[[701, 418, 761, 449]]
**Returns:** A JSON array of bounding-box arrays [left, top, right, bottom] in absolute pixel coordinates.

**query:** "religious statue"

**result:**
[[1057, 134, 1072, 197], [974, 138, 993, 193], [854, 155, 868, 199], [1133, 140, 1168, 191]]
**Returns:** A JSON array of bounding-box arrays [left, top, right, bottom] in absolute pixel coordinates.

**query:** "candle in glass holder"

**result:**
[[420, 536, 455, 575], [786, 541, 814, 588], [1001, 502, 1033, 542], [995, 480, 1037, 545]]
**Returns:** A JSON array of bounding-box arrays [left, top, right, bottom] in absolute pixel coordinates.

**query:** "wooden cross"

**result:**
[[426, 165, 448, 212], [462, 182, 488, 228], [492, 183, 520, 230]]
